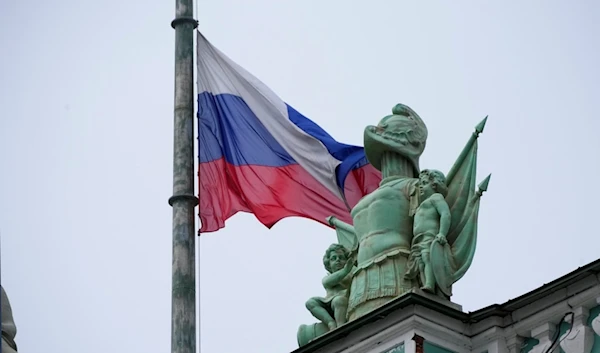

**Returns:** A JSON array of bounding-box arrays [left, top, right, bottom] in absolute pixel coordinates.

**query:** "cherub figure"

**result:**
[[405, 169, 451, 293], [305, 244, 355, 330]]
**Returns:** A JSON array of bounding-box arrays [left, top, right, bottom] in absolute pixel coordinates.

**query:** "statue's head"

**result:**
[[364, 104, 428, 174], [419, 169, 448, 198], [323, 244, 350, 273]]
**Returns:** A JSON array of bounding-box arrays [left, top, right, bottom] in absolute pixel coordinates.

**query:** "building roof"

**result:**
[[292, 258, 600, 353]]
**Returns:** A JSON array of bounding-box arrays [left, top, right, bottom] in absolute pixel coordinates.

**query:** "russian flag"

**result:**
[[197, 32, 381, 233]]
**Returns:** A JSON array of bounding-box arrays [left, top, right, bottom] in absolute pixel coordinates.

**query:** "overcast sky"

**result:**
[[1, 1, 599, 353]]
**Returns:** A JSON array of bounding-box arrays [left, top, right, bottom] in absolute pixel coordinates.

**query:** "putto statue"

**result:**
[[298, 104, 491, 347], [405, 169, 451, 293], [298, 244, 356, 347], [305, 244, 355, 331]]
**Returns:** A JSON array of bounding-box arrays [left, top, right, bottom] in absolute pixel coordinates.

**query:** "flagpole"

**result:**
[[169, 0, 198, 351]]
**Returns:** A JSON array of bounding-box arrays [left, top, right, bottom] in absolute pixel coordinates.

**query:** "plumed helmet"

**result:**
[[363, 104, 428, 175]]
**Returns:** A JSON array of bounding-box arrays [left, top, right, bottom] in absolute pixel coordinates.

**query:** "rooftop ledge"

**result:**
[[292, 258, 600, 353]]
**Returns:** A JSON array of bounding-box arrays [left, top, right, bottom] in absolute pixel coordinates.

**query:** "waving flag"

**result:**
[[197, 32, 381, 233]]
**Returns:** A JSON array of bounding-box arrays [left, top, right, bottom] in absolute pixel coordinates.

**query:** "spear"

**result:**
[[446, 116, 488, 184], [476, 174, 492, 198]]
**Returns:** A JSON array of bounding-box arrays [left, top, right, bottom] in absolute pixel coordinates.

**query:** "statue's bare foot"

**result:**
[[420, 285, 434, 293], [327, 322, 337, 330]]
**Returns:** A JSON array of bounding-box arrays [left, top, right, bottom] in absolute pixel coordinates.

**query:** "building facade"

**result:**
[[292, 260, 600, 353]]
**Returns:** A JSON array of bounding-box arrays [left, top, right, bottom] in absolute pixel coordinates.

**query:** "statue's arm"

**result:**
[[432, 194, 451, 236], [322, 258, 355, 288], [326, 216, 358, 252], [327, 216, 355, 233]]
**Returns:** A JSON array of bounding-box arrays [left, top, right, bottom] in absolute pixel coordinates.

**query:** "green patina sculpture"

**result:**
[[298, 244, 356, 347], [405, 169, 451, 293], [306, 244, 356, 330], [297, 104, 491, 347]]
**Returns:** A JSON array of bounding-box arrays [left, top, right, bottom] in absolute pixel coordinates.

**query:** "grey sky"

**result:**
[[1, 1, 599, 353]]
